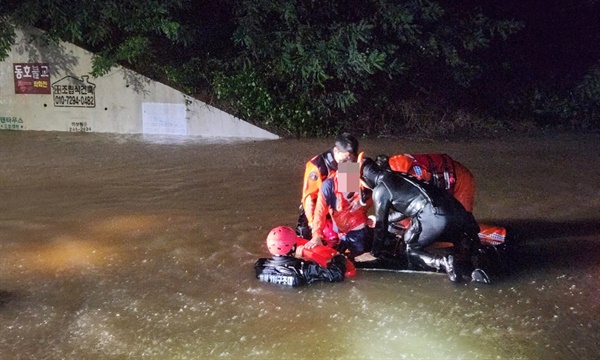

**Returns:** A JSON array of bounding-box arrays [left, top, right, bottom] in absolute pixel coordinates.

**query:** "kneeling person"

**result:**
[[360, 158, 489, 283]]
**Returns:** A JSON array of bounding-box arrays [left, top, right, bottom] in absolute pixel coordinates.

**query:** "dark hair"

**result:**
[[375, 154, 390, 170], [335, 132, 359, 156]]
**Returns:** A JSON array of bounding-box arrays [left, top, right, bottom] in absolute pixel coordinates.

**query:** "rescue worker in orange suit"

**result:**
[[255, 226, 348, 286], [304, 162, 373, 259], [376, 153, 475, 213], [360, 157, 490, 283], [297, 133, 360, 239]]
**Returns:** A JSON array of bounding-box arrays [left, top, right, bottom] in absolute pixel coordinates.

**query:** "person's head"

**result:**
[[337, 161, 361, 193], [360, 157, 383, 189], [375, 154, 391, 170], [266, 226, 298, 256], [333, 133, 359, 164]]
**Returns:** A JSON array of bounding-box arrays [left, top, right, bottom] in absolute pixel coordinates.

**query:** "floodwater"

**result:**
[[0, 130, 598, 360]]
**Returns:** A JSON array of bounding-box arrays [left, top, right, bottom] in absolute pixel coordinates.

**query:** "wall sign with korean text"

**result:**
[[52, 75, 96, 108], [13, 63, 51, 94], [68, 122, 92, 132], [0, 116, 25, 130]]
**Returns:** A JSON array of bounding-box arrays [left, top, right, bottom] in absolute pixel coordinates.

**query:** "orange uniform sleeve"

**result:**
[[301, 160, 323, 225], [311, 186, 329, 238]]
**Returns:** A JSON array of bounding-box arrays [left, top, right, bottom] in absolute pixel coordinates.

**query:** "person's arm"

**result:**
[[371, 185, 392, 257], [362, 190, 374, 210], [301, 160, 323, 226], [307, 188, 328, 248], [307, 177, 334, 248]]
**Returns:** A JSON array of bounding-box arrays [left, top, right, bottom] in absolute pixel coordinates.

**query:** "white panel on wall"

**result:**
[[142, 102, 187, 135]]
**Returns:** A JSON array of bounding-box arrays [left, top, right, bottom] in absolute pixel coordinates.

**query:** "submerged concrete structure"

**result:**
[[0, 28, 278, 140]]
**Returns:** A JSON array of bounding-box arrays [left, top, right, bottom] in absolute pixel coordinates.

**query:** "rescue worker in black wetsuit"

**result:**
[[360, 157, 490, 283], [255, 226, 347, 286]]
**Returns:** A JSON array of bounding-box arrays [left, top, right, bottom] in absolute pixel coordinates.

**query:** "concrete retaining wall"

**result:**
[[0, 28, 278, 140]]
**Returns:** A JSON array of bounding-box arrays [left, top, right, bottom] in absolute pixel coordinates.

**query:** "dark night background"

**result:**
[[1, 0, 599, 136], [479, 1, 600, 110]]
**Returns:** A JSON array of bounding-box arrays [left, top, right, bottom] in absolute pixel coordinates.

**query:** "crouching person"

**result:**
[[360, 157, 490, 284], [255, 226, 350, 286]]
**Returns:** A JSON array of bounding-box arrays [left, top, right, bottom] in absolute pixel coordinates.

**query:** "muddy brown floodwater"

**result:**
[[0, 130, 599, 359]]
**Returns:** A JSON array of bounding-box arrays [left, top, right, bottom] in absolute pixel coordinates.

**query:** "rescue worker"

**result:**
[[304, 161, 373, 259], [376, 153, 475, 212], [360, 157, 490, 283], [376, 153, 508, 249], [255, 226, 347, 286], [297, 133, 360, 239]]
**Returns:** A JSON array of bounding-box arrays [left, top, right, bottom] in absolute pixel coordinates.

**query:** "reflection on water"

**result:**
[[0, 130, 599, 359]]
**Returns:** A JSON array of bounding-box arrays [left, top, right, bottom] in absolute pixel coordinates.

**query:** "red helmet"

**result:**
[[266, 226, 298, 256]]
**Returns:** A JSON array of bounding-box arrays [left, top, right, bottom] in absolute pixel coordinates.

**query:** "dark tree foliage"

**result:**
[[213, 0, 523, 135], [1, 0, 598, 136], [1, 0, 189, 78]]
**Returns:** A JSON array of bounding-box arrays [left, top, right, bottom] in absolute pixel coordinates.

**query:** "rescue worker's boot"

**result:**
[[461, 232, 492, 284], [406, 248, 462, 283], [438, 255, 461, 283], [470, 268, 491, 284]]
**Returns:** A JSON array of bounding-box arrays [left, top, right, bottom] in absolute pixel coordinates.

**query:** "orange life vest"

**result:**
[[330, 173, 369, 234], [301, 151, 336, 225], [389, 154, 457, 195]]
